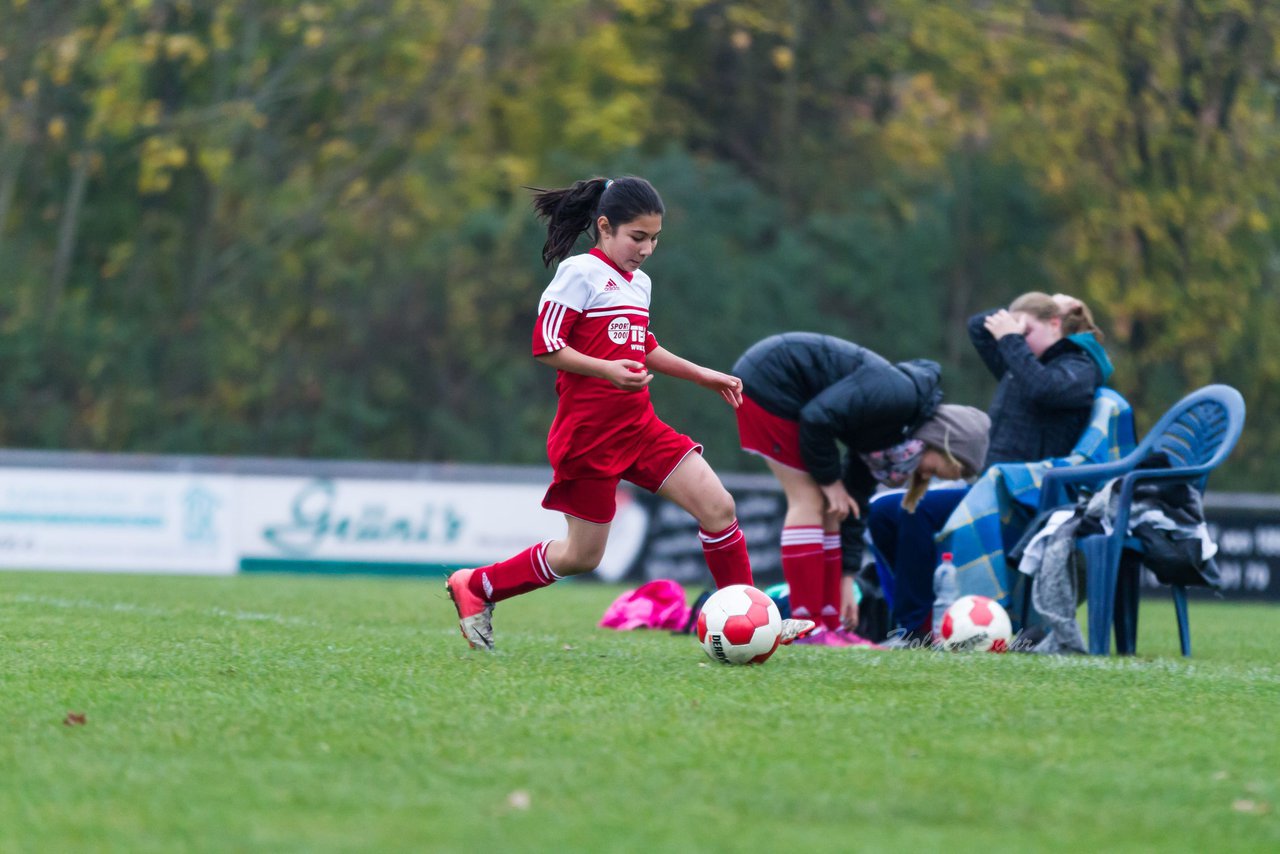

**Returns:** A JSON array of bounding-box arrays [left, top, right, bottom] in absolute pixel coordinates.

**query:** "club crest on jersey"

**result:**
[[604, 279, 621, 292], [607, 317, 632, 344]]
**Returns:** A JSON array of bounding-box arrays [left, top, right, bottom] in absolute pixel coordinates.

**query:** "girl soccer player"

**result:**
[[446, 176, 814, 650]]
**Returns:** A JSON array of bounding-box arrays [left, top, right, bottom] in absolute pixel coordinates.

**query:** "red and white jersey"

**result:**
[[532, 249, 662, 476], [533, 248, 659, 360]]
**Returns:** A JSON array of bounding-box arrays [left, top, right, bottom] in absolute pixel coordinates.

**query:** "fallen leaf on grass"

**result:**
[[1232, 799, 1270, 815], [63, 712, 86, 726]]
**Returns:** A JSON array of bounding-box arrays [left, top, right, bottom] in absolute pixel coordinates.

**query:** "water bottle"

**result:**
[[931, 552, 958, 644]]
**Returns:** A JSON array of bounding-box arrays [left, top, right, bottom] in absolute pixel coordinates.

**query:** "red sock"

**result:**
[[467, 541, 559, 603], [822, 533, 843, 631], [699, 520, 754, 588], [781, 526, 824, 622]]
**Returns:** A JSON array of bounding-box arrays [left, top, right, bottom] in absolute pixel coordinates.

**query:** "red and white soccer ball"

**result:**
[[697, 584, 783, 665], [939, 595, 1013, 653]]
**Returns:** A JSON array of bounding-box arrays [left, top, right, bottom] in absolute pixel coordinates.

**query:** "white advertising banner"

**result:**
[[236, 476, 648, 581], [0, 467, 237, 574], [0, 461, 648, 579]]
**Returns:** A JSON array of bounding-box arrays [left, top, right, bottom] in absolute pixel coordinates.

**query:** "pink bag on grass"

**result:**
[[598, 580, 691, 631]]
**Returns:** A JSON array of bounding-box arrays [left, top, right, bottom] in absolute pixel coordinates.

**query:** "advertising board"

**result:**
[[0, 467, 237, 574], [237, 476, 647, 581]]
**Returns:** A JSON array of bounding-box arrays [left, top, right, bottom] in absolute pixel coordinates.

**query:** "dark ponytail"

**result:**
[[529, 176, 665, 267]]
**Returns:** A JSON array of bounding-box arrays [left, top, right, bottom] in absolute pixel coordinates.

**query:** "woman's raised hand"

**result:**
[[983, 309, 1027, 340], [1051, 292, 1082, 313]]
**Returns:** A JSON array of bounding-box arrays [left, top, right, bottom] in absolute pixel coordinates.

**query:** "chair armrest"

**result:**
[[1037, 459, 1136, 511], [1118, 465, 1215, 486]]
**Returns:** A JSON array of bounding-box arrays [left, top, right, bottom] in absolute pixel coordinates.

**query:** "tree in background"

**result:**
[[0, 0, 658, 460], [0, 0, 1276, 488], [635, 0, 1279, 484]]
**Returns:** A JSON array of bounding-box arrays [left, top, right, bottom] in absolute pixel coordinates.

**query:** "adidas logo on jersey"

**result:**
[[604, 279, 620, 292]]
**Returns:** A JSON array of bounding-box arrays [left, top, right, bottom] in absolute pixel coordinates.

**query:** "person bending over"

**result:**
[[732, 332, 990, 646]]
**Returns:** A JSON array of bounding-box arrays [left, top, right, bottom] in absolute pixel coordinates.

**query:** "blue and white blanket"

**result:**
[[935, 388, 1135, 605]]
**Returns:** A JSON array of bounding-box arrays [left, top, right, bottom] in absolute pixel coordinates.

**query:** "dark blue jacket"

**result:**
[[969, 309, 1113, 469]]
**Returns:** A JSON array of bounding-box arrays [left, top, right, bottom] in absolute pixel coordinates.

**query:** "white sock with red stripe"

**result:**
[[699, 519, 754, 588], [781, 525, 824, 622], [821, 532, 843, 631], [466, 540, 561, 602]]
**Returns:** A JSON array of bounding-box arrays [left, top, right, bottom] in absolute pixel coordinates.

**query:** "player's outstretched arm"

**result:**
[[646, 346, 743, 408], [535, 348, 653, 392]]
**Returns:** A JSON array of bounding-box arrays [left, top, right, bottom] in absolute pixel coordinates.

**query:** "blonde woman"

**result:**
[[869, 291, 1112, 644]]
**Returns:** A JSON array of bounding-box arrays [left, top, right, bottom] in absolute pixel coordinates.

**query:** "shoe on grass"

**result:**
[[787, 626, 848, 646], [779, 618, 817, 645], [446, 569, 495, 651], [832, 627, 885, 649]]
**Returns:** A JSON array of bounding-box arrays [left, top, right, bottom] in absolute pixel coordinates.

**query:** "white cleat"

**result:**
[[779, 618, 817, 645]]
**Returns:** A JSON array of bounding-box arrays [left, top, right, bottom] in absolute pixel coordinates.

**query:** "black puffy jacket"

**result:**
[[732, 333, 944, 489]]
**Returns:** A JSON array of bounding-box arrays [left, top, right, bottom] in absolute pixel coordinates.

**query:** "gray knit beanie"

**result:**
[[913, 404, 991, 476]]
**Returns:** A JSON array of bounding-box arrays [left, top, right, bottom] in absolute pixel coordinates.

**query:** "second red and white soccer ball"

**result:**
[[939, 594, 1013, 652], [697, 584, 782, 665]]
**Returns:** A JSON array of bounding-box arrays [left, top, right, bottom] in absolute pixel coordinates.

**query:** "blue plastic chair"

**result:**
[[1036, 384, 1245, 656]]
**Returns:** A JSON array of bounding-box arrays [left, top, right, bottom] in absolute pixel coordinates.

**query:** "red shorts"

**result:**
[[735, 394, 805, 470], [542, 417, 702, 524]]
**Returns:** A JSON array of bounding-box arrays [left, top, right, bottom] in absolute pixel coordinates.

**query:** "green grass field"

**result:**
[[2, 570, 1278, 853]]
